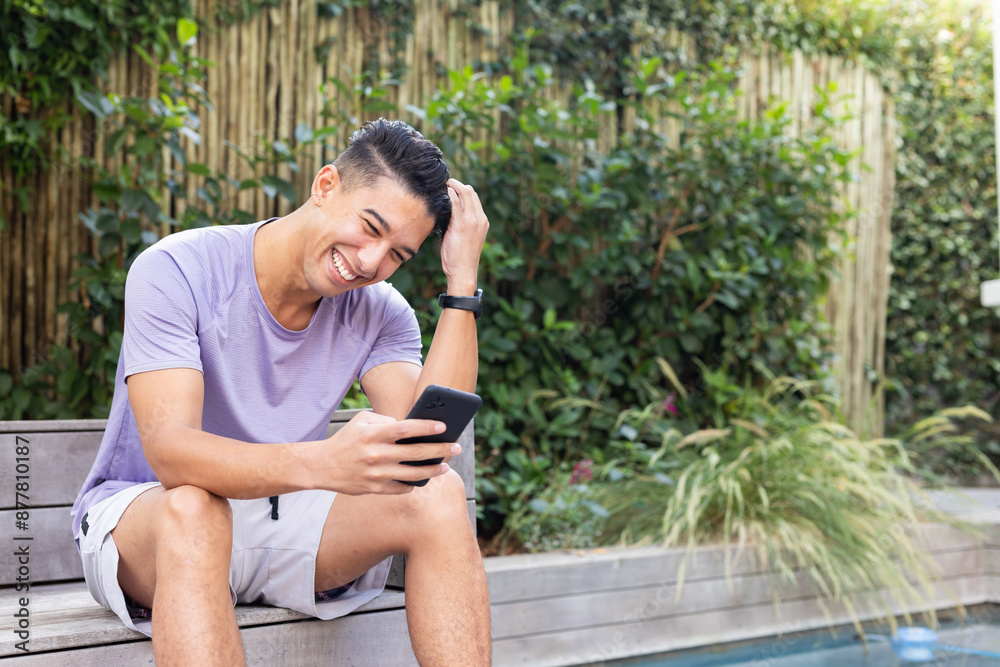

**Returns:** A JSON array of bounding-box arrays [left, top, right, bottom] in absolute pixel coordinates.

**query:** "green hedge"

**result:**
[[885, 1, 1000, 468], [399, 54, 853, 531]]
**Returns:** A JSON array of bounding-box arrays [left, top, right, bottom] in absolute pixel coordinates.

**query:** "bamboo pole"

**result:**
[[226, 12, 238, 185], [62, 103, 81, 347], [253, 10, 266, 216], [824, 55, 845, 409], [207, 8, 220, 203], [302, 0, 319, 173], [326, 6, 342, 152], [791, 50, 804, 138], [45, 134, 59, 351], [874, 91, 896, 435], [9, 162, 23, 377], [1, 93, 12, 372], [842, 60, 862, 425], [860, 71, 884, 433], [24, 166, 38, 369], [233, 16, 248, 213], [410, 0, 425, 129], [185, 0, 203, 221], [280, 0, 297, 213], [264, 5, 280, 219]]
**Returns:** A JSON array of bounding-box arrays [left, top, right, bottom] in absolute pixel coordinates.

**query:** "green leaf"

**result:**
[[311, 126, 339, 141], [75, 90, 113, 118], [294, 123, 313, 143], [95, 212, 119, 233], [260, 175, 297, 202], [98, 233, 121, 258], [61, 6, 96, 30], [177, 18, 198, 47], [679, 332, 702, 354], [120, 190, 145, 212], [120, 217, 142, 244], [528, 498, 549, 513], [133, 45, 156, 68]]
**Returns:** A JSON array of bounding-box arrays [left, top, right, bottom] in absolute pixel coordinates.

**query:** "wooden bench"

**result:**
[[0, 412, 477, 665]]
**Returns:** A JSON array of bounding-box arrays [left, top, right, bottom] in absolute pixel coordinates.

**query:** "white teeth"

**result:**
[[332, 250, 357, 281]]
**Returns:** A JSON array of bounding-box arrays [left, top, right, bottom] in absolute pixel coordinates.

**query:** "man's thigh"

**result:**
[[108, 484, 168, 608], [111, 484, 235, 608], [313, 469, 470, 592]]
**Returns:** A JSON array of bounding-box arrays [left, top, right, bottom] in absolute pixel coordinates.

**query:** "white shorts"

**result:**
[[78, 482, 392, 637]]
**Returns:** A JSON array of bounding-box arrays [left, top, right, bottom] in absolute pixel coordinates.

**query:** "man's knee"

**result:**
[[156, 485, 233, 548], [405, 468, 470, 526]]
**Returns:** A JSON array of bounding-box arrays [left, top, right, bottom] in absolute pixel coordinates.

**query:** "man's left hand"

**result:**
[[441, 179, 489, 295]]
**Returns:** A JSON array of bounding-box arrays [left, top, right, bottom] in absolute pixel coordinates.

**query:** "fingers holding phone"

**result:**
[[320, 386, 480, 493], [395, 385, 482, 487], [323, 413, 454, 494]]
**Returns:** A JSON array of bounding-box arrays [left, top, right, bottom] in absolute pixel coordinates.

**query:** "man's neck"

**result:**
[[253, 213, 321, 332]]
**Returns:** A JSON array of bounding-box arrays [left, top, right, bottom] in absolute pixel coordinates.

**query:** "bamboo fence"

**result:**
[[0, 1, 893, 433]]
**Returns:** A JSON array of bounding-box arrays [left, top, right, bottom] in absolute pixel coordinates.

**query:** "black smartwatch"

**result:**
[[438, 289, 483, 320]]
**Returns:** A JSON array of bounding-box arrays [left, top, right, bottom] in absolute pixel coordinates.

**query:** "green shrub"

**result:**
[[885, 0, 1000, 467], [404, 52, 854, 534], [512, 370, 996, 630]]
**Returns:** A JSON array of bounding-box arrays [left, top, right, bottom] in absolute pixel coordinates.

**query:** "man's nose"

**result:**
[[356, 242, 389, 276]]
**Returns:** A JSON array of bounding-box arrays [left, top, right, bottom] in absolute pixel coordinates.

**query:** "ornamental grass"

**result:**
[[588, 368, 997, 634]]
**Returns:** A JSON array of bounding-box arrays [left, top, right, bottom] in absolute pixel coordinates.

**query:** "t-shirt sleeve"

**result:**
[[122, 246, 203, 379], [360, 287, 423, 378]]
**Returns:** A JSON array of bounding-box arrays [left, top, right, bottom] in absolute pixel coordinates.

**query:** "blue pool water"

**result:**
[[609, 613, 1000, 666]]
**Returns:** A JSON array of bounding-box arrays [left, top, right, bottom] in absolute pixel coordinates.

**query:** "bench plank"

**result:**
[[490, 575, 994, 667], [0, 582, 406, 657], [2, 608, 417, 666], [0, 508, 80, 585], [1, 432, 104, 509], [489, 548, 986, 639]]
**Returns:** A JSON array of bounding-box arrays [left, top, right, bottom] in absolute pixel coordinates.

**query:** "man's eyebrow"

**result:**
[[362, 208, 418, 259]]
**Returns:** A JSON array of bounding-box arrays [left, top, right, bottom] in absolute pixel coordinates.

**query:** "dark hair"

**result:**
[[333, 119, 451, 236]]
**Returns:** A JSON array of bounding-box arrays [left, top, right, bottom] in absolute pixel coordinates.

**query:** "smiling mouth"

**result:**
[[332, 249, 359, 281]]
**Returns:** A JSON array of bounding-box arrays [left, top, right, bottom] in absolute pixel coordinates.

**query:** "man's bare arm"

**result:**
[[130, 368, 457, 498]]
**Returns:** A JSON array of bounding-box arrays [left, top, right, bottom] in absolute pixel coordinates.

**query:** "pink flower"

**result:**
[[663, 392, 679, 417], [570, 459, 593, 485]]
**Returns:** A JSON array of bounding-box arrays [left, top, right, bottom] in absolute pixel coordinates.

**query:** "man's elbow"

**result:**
[[139, 425, 192, 488]]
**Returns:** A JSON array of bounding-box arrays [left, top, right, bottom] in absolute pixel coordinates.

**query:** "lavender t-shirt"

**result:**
[[70, 220, 423, 541]]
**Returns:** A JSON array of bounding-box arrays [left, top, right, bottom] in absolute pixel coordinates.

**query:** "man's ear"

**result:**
[[311, 165, 341, 206]]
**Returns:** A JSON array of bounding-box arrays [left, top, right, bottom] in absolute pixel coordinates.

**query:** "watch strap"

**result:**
[[437, 289, 483, 320]]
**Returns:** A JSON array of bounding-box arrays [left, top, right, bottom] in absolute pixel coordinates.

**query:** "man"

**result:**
[[70, 119, 492, 665]]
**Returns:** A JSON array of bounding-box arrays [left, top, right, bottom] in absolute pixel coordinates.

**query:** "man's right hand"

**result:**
[[319, 411, 460, 495]]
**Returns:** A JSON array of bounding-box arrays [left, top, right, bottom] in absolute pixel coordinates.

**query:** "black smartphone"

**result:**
[[396, 384, 482, 487]]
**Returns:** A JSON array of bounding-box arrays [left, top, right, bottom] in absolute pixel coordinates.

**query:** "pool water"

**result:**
[[612, 614, 1000, 666]]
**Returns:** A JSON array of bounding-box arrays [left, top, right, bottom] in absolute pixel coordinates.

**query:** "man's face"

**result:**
[[305, 175, 436, 298]]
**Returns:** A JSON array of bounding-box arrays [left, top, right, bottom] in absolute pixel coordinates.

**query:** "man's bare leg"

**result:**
[[314, 469, 491, 666], [112, 485, 245, 666]]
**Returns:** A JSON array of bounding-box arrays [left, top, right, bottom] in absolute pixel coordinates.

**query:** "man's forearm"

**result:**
[[144, 426, 320, 499], [416, 281, 479, 397]]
